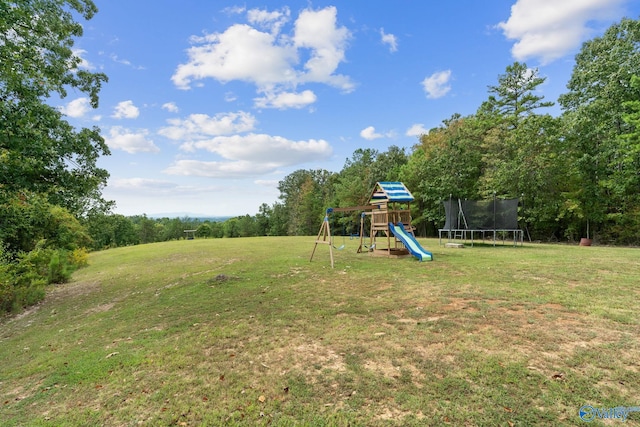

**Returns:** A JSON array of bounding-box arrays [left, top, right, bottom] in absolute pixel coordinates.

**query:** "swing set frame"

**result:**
[[310, 182, 419, 268], [309, 205, 374, 268]]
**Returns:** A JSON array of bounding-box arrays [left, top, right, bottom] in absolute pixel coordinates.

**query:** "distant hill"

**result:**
[[144, 213, 233, 222]]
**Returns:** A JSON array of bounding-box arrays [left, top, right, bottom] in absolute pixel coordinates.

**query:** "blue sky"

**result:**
[[58, 0, 639, 217]]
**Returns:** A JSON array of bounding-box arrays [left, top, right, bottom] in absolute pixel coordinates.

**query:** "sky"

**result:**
[[58, 0, 640, 217]]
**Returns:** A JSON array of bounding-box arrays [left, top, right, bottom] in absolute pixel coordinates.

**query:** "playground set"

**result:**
[[310, 182, 433, 268]]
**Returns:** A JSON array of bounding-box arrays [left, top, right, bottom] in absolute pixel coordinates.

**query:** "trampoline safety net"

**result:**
[[442, 198, 519, 230]]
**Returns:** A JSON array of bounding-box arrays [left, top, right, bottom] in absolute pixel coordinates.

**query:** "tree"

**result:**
[[332, 149, 378, 209], [0, 191, 91, 255], [133, 215, 158, 244], [84, 213, 137, 249], [160, 217, 188, 241], [480, 62, 553, 129], [604, 75, 640, 244], [408, 114, 485, 231], [619, 75, 640, 198], [195, 223, 212, 238], [210, 221, 224, 238], [255, 203, 272, 236], [223, 218, 240, 238], [0, 0, 110, 218], [371, 146, 408, 182], [268, 202, 288, 236], [472, 61, 574, 240], [236, 215, 256, 237], [277, 169, 334, 235], [558, 17, 640, 242], [481, 114, 574, 240]]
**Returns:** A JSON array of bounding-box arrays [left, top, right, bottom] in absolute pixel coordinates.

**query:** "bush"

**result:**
[[0, 242, 90, 314], [0, 244, 15, 312], [47, 251, 74, 284], [0, 192, 92, 256], [69, 248, 89, 268], [11, 280, 46, 311], [0, 267, 15, 313]]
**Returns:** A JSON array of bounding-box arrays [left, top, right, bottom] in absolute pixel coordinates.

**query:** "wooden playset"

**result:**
[[310, 182, 433, 268]]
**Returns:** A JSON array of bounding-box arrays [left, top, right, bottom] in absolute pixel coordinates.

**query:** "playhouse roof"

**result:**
[[369, 182, 414, 203]]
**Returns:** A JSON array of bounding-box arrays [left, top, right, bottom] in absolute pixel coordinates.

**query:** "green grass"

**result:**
[[1, 237, 639, 426]]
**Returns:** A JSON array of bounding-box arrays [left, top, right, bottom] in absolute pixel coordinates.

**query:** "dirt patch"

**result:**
[[2, 381, 38, 404], [374, 296, 637, 392], [441, 298, 481, 312], [375, 407, 425, 421], [261, 340, 346, 379], [47, 280, 102, 303], [363, 359, 400, 379], [2, 281, 102, 331], [363, 358, 425, 385], [433, 298, 636, 382], [2, 304, 42, 326], [83, 302, 114, 315]]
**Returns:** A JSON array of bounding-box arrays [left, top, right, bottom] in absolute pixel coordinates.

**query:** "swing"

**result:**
[[332, 214, 346, 250]]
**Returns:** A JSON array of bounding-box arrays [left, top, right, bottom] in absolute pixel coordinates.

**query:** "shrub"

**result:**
[[0, 244, 15, 312], [47, 250, 74, 284], [11, 280, 46, 311], [69, 248, 89, 268], [0, 267, 15, 313], [0, 243, 90, 314], [0, 192, 92, 256]]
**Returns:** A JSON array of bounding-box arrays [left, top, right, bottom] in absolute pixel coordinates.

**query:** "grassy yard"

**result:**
[[1, 237, 639, 426]]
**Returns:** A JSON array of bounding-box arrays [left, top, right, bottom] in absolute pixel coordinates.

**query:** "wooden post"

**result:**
[[310, 212, 334, 268]]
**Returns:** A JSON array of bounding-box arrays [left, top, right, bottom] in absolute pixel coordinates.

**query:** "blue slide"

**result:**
[[388, 223, 433, 261]]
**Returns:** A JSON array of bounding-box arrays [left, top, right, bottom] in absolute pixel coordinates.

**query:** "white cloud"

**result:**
[[162, 102, 179, 113], [422, 70, 452, 99], [164, 133, 332, 178], [172, 23, 297, 90], [247, 7, 290, 34], [380, 28, 398, 52], [172, 6, 353, 107], [359, 126, 395, 140], [110, 177, 178, 192], [104, 126, 159, 154], [497, 0, 626, 64], [223, 6, 246, 16], [164, 160, 278, 178], [254, 90, 317, 109], [360, 126, 383, 140], [254, 179, 279, 188], [406, 124, 429, 137], [59, 97, 91, 118], [110, 54, 145, 70], [158, 111, 257, 141], [108, 177, 230, 197], [186, 133, 331, 164], [112, 100, 140, 119], [293, 7, 353, 90], [159, 109, 331, 179]]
